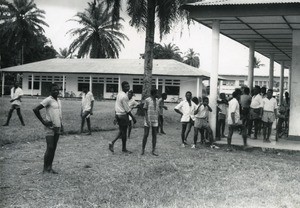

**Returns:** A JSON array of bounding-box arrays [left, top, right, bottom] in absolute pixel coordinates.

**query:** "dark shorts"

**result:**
[[117, 114, 129, 127], [11, 104, 21, 109], [241, 107, 250, 120], [249, 108, 261, 120]]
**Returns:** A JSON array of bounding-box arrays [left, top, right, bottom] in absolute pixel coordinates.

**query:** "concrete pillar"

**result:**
[[156, 77, 159, 89], [209, 20, 220, 137], [89, 75, 92, 92], [288, 68, 292, 93], [62, 75, 65, 97], [31, 74, 34, 96], [1, 72, 4, 96], [248, 42, 255, 91], [289, 30, 300, 140], [269, 54, 274, 89], [118, 75, 121, 92], [279, 62, 284, 105]]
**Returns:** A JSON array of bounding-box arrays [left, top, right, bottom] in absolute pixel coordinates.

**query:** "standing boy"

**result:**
[[33, 84, 63, 174], [216, 93, 228, 140], [80, 88, 94, 135], [127, 90, 139, 139], [141, 89, 159, 156], [227, 90, 248, 151], [262, 89, 278, 142], [158, 93, 168, 134], [248, 86, 263, 139], [109, 81, 136, 153], [193, 96, 215, 148], [3, 82, 25, 126], [174, 91, 197, 147]]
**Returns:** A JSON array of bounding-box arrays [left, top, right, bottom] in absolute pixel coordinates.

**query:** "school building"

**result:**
[[0, 58, 210, 101], [219, 74, 289, 96]]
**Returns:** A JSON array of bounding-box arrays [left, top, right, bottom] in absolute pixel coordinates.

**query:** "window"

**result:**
[[164, 79, 180, 95], [239, 80, 245, 86], [132, 78, 143, 94], [28, 75, 40, 89], [133, 85, 143, 94], [106, 77, 118, 93], [222, 80, 235, 86], [28, 81, 40, 90], [78, 83, 89, 91], [92, 77, 104, 83], [165, 86, 179, 95]]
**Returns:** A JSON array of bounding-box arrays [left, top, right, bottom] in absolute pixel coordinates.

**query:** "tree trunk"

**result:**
[[142, 0, 155, 100], [137, 0, 156, 116]]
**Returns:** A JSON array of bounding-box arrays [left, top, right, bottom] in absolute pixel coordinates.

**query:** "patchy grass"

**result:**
[[1, 97, 300, 208]]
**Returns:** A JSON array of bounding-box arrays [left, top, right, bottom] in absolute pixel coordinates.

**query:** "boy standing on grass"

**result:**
[[141, 89, 159, 156], [227, 90, 248, 151], [3, 82, 25, 126], [158, 93, 168, 134], [174, 91, 197, 147], [216, 93, 228, 140], [193, 96, 216, 149], [109, 81, 136, 154], [80, 88, 94, 135], [127, 90, 139, 139], [262, 89, 278, 143], [33, 84, 63, 174]]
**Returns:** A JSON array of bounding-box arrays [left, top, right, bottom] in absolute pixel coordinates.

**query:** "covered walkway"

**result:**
[[183, 0, 300, 140]]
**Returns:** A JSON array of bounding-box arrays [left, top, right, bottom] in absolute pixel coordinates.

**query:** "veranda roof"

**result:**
[[183, 0, 300, 68]]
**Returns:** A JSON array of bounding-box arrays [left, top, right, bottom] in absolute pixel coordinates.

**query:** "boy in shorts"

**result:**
[[141, 89, 160, 156], [262, 89, 278, 142], [193, 96, 215, 148], [33, 84, 63, 174]]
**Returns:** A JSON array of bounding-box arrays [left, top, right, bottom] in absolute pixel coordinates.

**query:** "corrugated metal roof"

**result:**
[[0, 58, 210, 78], [188, 0, 300, 6]]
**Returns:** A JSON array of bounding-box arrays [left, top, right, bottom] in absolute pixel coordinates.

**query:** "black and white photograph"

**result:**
[[1, 0, 300, 207]]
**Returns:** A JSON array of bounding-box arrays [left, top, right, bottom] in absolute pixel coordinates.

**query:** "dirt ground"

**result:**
[[1, 98, 300, 208]]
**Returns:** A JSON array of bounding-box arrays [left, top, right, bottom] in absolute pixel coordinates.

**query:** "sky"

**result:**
[[16, 0, 288, 76]]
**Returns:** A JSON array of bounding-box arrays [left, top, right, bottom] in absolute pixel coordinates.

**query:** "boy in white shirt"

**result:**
[[227, 90, 248, 151], [174, 91, 197, 147], [81, 88, 94, 135], [193, 96, 215, 149], [3, 82, 25, 126], [262, 89, 278, 142], [33, 84, 63, 174]]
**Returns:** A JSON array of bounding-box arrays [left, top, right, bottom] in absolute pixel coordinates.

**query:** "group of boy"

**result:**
[[2, 81, 289, 174]]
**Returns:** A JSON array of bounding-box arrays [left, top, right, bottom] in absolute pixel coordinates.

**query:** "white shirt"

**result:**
[[115, 91, 130, 115], [250, 94, 263, 109], [41, 96, 62, 128], [263, 97, 278, 112], [227, 98, 241, 125], [195, 104, 210, 119], [81, 91, 95, 112], [175, 100, 197, 122], [11, 87, 23, 106]]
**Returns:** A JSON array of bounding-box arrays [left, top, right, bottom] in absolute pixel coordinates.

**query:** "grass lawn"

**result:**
[[1, 97, 300, 208]]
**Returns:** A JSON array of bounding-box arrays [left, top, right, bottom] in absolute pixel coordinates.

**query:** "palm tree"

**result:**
[[0, 0, 48, 64], [154, 43, 183, 61], [67, 0, 128, 58], [253, 56, 265, 69], [105, 0, 190, 99], [57, 47, 76, 59], [183, 48, 200, 68]]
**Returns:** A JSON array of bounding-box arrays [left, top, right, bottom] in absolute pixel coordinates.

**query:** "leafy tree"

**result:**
[[183, 48, 199, 68], [105, 0, 190, 99], [0, 0, 49, 64], [253, 56, 265, 69], [57, 47, 76, 59], [141, 43, 183, 61], [67, 0, 128, 58]]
